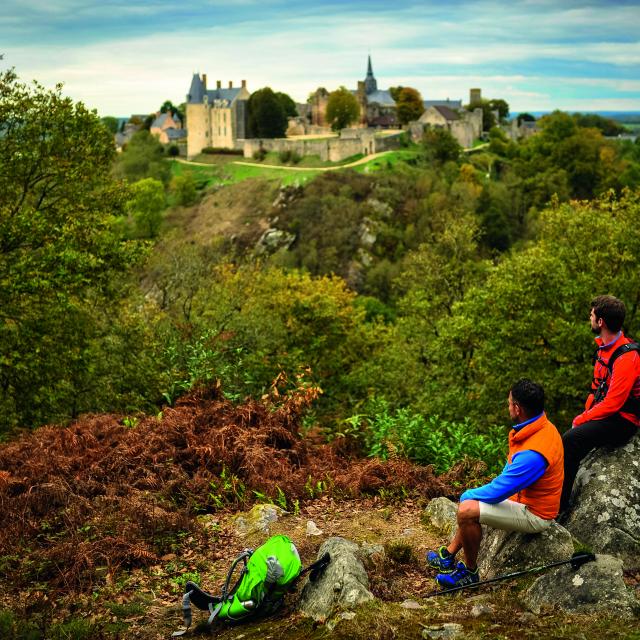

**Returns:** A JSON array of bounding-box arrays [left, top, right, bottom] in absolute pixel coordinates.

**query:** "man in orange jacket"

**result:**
[[426, 379, 564, 588], [560, 295, 640, 512]]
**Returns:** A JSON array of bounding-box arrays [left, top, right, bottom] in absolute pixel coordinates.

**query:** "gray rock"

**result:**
[[470, 603, 493, 618], [400, 599, 423, 610], [563, 433, 640, 569], [230, 504, 285, 537], [255, 228, 295, 254], [422, 623, 465, 639], [478, 522, 574, 579], [525, 554, 640, 619], [423, 497, 458, 537], [298, 537, 374, 622]]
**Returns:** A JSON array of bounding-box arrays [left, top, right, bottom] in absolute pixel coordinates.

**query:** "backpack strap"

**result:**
[[606, 342, 640, 372]]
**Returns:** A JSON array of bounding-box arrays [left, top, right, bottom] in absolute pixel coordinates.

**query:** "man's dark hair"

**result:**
[[510, 379, 545, 417], [591, 295, 626, 333]]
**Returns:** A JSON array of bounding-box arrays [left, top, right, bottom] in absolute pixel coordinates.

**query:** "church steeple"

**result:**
[[364, 55, 377, 94]]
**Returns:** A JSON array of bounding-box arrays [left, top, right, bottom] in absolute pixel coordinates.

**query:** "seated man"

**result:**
[[426, 379, 564, 588], [560, 295, 640, 513]]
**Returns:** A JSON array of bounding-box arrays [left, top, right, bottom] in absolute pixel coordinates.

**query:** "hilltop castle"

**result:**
[[185, 73, 250, 158]]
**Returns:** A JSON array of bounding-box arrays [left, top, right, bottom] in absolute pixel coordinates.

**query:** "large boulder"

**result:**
[[423, 497, 458, 537], [524, 554, 640, 619], [298, 537, 374, 622], [563, 433, 640, 569], [478, 522, 574, 578]]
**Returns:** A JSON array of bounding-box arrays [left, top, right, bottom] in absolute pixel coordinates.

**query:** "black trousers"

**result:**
[[560, 414, 637, 512]]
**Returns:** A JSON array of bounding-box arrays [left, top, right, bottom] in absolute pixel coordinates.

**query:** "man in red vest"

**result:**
[[426, 379, 564, 588], [560, 295, 640, 512]]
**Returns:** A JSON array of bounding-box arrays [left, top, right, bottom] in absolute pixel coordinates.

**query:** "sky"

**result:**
[[2, 0, 639, 117]]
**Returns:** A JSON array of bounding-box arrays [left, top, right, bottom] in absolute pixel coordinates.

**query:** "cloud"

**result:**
[[2, 0, 639, 114]]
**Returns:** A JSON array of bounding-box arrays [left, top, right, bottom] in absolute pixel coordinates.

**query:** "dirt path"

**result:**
[[175, 152, 393, 172]]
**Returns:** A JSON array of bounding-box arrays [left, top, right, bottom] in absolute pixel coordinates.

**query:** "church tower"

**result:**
[[364, 55, 377, 94]]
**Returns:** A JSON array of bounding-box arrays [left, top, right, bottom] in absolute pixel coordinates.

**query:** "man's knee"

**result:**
[[457, 499, 480, 525]]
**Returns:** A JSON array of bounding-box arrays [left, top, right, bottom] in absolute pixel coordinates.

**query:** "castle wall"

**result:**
[[243, 129, 402, 162]]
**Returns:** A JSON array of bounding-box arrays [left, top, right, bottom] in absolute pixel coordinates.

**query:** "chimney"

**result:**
[[228, 81, 233, 89], [241, 79, 247, 89], [202, 73, 207, 90], [216, 80, 221, 89]]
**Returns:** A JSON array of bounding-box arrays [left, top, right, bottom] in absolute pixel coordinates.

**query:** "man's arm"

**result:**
[[459, 450, 547, 504], [573, 352, 639, 426]]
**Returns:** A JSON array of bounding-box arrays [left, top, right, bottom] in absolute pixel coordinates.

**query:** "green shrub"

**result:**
[[278, 149, 292, 163], [202, 147, 243, 156], [167, 144, 180, 157], [252, 148, 268, 161], [346, 399, 504, 474]]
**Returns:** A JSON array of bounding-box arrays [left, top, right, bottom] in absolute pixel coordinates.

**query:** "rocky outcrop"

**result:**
[[298, 537, 374, 622], [524, 554, 640, 619], [478, 522, 574, 579], [562, 433, 640, 569]]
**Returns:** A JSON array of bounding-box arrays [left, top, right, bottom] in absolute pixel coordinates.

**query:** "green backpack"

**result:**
[[172, 535, 329, 636]]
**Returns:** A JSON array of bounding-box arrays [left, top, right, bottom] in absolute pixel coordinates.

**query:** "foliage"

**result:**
[[100, 115, 119, 134], [489, 98, 510, 122], [572, 112, 626, 137], [326, 86, 360, 131], [115, 129, 171, 184], [170, 173, 198, 206], [346, 399, 505, 474], [0, 69, 146, 433], [160, 99, 183, 123], [201, 146, 243, 155], [420, 190, 640, 427], [126, 177, 166, 238], [394, 87, 425, 125], [466, 99, 497, 131], [422, 127, 462, 163], [247, 87, 288, 138], [275, 91, 298, 118]]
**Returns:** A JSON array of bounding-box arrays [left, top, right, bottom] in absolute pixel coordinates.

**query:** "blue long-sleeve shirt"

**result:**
[[459, 413, 548, 504]]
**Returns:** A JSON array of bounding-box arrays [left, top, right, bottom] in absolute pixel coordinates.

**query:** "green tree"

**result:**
[[170, 173, 197, 206], [247, 87, 288, 138], [423, 190, 640, 427], [395, 87, 424, 125], [127, 178, 167, 238], [160, 99, 183, 123], [275, 91, 298, 118], [0, 69, 144, 432], [422, 127, 461, 163], [466, 99, 496, 132], [489, 98, 510, 122], [115, 129, 171, 184], [100, 115, 119, 134], [325, 86, 360, 131]]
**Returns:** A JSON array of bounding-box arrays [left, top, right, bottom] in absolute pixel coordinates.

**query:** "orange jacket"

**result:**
[[574, 332, 640, 427], [508, 414, 564, 520]]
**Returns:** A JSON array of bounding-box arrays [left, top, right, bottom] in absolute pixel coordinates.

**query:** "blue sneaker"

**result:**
[[426, 546, 456, 573], [436, 561, 479, 589]]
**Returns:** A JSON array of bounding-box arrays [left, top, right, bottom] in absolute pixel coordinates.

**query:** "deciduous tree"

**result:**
[[247, 87, 288, 138], [326, 86, 360, 131], [395, 87, 424, 125], [0, 70, 144, 431]]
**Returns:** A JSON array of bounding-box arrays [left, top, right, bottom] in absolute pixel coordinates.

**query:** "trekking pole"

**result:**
[[425, 551, 596, 598]]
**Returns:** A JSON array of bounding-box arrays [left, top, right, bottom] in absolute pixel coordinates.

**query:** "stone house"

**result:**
[[150, 112, 186, 145], [415, 104, 483, 149], [185, 73, 250, 158]]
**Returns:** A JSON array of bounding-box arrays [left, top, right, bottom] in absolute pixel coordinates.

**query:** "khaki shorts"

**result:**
[[478, 500, 553, 534]]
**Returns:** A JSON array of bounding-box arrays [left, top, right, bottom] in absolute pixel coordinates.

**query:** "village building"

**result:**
[[149, 111, 186, 145], [414, 102, 483, 148], [185, 73, 250, 158]]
